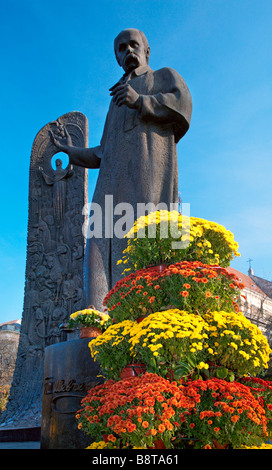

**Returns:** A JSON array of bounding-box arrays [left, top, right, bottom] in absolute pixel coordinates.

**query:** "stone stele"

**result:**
[[0, 112, 88, 430]]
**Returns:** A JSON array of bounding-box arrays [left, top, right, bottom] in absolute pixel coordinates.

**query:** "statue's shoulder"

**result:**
[[153, 67, 186, 84], [155, 66, 180, 74]]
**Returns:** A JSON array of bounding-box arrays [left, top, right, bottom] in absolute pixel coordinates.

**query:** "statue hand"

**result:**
[[109, 83, 140, 109], [49, 126, 73, 153]]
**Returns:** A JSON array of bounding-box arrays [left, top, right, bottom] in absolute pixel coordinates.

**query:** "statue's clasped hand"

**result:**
[[109, 82, 140, 109]]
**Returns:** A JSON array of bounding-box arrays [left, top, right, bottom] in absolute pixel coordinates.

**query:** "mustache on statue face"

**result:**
[[124, 53, 139, 66]]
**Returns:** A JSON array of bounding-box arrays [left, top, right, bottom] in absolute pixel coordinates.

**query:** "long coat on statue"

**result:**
[[84, 64, 192, 310]]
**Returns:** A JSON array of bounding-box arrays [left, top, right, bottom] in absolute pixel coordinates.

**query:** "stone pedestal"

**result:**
[[40, 338, 102, 449]]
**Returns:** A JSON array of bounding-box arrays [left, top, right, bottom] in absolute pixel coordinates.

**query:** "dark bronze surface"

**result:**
[[41, 338, 102, 449]]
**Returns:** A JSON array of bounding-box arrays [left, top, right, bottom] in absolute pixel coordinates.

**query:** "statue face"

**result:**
[[115, 29, 149, 73]]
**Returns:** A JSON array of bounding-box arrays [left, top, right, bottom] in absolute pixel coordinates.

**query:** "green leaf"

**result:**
[[191, 373, 203, 380], [148, 357, 158, 373], [174, 361, 191, 372], [267, 421, 272, 432], [228, 371, 235, 382], [216, 367, 229, 379], [187, 356, 197, 369], [250, 436, 264, 447], [173, 368, 189, 379], [172, 361, 192, 380]]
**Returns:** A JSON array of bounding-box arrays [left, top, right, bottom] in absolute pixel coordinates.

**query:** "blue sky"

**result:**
[[1, 0, 272, 324]]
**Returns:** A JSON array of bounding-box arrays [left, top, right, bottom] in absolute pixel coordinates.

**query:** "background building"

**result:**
[[227, 267, 272, 341], [0, 320, 21, 412]]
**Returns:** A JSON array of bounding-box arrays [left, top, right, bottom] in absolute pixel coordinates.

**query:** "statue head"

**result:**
[[114, 28, 150, 73]]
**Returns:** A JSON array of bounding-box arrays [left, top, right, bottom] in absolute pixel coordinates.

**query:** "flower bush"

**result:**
[[77, 373, 270, 449], [88, 308, 271, 384], [76, 372, 195, 449], [162, 262, 244, 314], [103, 261, 243, 322], [103, 266, 168, 322], [128, 310, 210, 379], [239, 377, 272, 439], [177, 378, 268, 449], [203, 311, 272, 377], [117, 211, 240, 272], [89, 320, 141, 380], [68, 307, 112, 331]]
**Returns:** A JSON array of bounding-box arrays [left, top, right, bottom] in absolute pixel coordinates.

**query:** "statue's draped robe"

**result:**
[[84, 64, 192, 310]]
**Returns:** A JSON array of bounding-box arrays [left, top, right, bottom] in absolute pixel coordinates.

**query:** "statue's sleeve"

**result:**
[[68, 146, 101, 169], [137, 68, 192, 142]]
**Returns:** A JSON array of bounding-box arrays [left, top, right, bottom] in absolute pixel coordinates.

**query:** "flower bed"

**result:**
[[104, 260, 244, 322]]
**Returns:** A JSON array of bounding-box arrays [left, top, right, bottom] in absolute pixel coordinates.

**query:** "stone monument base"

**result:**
[[0, 426, 41, 443], [41, 337, 102, 449]]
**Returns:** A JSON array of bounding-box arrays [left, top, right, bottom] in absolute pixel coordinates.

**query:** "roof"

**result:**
[[250, 274, 272, 299], [0, 319, 21, 328], [226, 267, 268, 297]]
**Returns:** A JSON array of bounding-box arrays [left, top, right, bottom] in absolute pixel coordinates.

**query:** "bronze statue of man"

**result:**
[[51, 28, 192, 310]]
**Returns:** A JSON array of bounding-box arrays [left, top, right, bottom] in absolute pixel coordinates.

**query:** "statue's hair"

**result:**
[[114, 28, 150, 64]]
